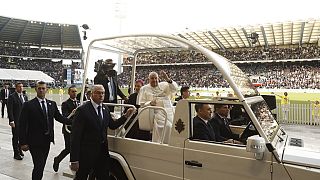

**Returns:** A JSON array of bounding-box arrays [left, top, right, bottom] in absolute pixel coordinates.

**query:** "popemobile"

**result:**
[[77, 34, 320, 180]]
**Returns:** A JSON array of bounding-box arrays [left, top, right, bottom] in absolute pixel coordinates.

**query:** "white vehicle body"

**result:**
[[81, 34, 320, 180]]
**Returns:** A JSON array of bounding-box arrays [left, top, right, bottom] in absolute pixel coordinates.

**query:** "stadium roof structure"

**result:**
[[0, 16, 82, 49], [0, 68, 55, 82], [174, 19, 320, 50]]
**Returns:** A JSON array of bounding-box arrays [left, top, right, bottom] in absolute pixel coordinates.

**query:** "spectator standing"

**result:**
[[277, 92, 290, 123], [312, 100, 320, 125]]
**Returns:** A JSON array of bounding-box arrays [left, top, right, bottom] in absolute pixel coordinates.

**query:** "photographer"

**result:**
[[94, 59, 127, 112]]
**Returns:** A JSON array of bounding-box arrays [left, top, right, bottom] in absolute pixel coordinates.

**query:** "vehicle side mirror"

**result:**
[[246, 135, 266, 160]]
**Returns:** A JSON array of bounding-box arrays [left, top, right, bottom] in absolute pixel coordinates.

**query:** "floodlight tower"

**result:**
[[113, 0, 127, 73]]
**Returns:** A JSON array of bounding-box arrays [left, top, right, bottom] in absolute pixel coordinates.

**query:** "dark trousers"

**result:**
[[1, 99, 7, 117], [29, 143, 50, 180], [75, 144, 110, 180], [11, 126, 21, 155], [55, 132, 70, 163]]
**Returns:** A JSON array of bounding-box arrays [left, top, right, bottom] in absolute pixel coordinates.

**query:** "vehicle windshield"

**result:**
[[250, 100, 279, 141], [209, 52, 259, 97]]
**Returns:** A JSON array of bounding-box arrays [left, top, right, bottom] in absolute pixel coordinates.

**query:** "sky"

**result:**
[[1, 0, 320, 79], [2, 0, 319, 35]]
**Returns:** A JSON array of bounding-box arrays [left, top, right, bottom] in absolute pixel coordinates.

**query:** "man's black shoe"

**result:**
[[14, 155, 23, 160], [53, 157, 59, 172]]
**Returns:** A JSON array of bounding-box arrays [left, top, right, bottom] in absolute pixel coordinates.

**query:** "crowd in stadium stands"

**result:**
[[241, 61, 320, 89], [122, 45, 320, 64], [223, 45, 320, 61], [118, 65, 228, 88], [118, 61, 320, 89], [0, 56, 81, 87], [0, 46, 81, 59], [123, 50, 207, 64], [1, 43, 320, 89]]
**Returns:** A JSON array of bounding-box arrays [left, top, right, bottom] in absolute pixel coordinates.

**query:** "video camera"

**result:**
[[94, 59, 116, 77]]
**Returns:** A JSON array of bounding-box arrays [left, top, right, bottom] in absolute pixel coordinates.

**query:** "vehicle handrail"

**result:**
[[102, 103, 137, 137], [123, 106, 168, 144], [64, 103, 136, 135]]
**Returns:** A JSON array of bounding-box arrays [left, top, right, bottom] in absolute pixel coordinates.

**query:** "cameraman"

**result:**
[[94, 59, 127, 112]]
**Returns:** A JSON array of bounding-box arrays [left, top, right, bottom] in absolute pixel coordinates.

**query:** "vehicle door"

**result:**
[[183, 102, 272, 180]]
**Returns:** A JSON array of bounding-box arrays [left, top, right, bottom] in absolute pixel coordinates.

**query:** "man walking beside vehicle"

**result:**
[[19, 81, 72, 180], [7, 82, 28, 160], [53, 85, 79, 172], [70, 84, 133, 179]]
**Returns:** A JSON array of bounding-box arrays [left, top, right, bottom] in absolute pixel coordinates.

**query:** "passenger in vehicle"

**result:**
[[174, 86, 190, 105], [192, 104, 224, 142], [210, 104, 242, 144], [124, 79, 151, 140], [137, 71, 178, 143]]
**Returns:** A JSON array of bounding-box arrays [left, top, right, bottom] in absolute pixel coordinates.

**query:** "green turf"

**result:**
[[25, 87, 319, 102]]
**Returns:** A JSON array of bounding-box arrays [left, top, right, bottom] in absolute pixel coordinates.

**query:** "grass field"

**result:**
[[24, 87, 319, 102]]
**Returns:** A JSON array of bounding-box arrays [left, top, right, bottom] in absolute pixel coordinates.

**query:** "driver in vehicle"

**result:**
[[209, 104, 243, 144], [192, 104, 225, 142]]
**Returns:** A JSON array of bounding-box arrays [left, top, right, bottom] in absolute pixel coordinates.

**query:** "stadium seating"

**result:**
[[119, 58, 320, 89]]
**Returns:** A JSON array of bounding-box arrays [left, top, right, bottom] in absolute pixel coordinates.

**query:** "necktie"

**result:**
[[19, 94, 24, 103], [97, 105, 103, 124], [5, 89, 8, 99], [224, 118, 229, 126], [73, 101, 77, 108], [41, 101, 49, 134], [108, 77, 115, 101]]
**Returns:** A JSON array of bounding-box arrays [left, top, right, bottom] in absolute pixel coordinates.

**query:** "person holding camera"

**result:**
[[94, 59, 128, 112]]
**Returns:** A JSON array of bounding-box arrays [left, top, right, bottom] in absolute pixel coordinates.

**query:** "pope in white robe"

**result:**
[[137, 71, 178, 143]]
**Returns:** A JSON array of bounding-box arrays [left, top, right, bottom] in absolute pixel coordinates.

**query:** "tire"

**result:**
[[109, 158, 129, 180]]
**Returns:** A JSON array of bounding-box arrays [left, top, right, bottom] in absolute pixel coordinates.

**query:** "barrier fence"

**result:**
[[273, 101, 320, 126]]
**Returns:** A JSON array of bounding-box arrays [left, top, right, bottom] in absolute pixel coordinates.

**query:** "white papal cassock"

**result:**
[[137, 81, 178, 143]]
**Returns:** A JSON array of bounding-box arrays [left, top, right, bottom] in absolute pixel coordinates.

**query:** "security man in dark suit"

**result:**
[[94, 59, 127, 112], [76, 84, 89, 102], [174, 86, 190, 106], [210, 104, 242, 144], [53, 85, 79, 172], [0, 83, 10, 118], [7, 82, 28, 160], [70, 84, 134, 179], [19, 81, 72, 180], [192, 103, 224, 142]]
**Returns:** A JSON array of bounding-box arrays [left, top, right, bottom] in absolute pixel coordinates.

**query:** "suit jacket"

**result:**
[[7, 92, 28, 125], [125, 92, 139, 110], [19, 98, 71, 146], [0, 88, 10, 100], [94, 73, 126, 103], [70, 101, 127, 162], [193, 116, 224, 142], [76, 93, 89, 102], [61, 98, 79, 134], [210, 113, 239, 140]]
